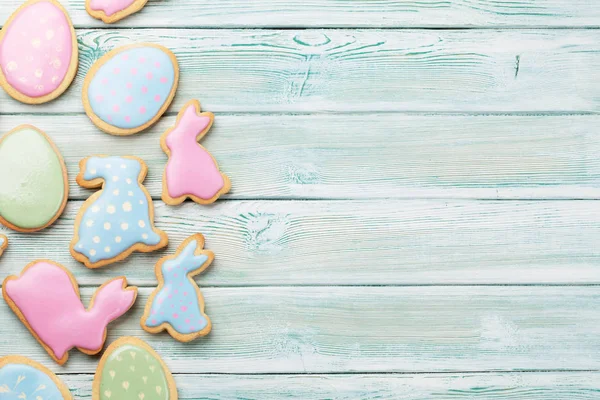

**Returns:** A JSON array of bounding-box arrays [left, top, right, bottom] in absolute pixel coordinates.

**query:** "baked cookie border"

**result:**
[[0, 234, 7, 256], [86, 0, 148, 24], [92, 336, 178, 400], [70, 155, 169, 269], [0, 125, 69, 232], [0, 355, 72, 399], [141, 233, 213, 342], [82, 43, 179, 136], [161, 99, 231, 205], [0, 0, 79, 105], [2, 260, 138, 365]]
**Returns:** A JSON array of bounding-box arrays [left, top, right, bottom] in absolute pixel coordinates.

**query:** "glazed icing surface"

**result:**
[[0, 127, 65, 229], [145, 240, 210, 334], [0, 1, 73, 97], [99, 344, 169, 400], [73, 156, 162, 263], [89, 0, 137, 16], [0, 363, 64, 399], [87, 47, 176, 129], [165, 103, 226, 200], [4, 261, 136, 360]]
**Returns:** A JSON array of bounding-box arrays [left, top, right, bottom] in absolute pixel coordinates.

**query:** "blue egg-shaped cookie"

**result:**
[[0, 356, 71, 399], [83, 44, 179, 136]]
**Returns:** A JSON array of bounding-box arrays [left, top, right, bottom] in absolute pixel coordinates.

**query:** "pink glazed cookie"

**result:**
[[86, 0, 148, 24], [161, 100, 231, 205], [3, 260, 137, 365], [0, 0, 78, 104]]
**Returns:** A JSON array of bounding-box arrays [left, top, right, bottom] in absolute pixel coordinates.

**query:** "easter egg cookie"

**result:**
[[83, 44, 179, 136], [161, 100, 231, 206], [3, 260, 137, 365], [87, 0, 148, 24], [93, 336, 177, 400], [142, 234, 213, 342], [0, 235, 7, 257], [71, 155, 168, 268], [0, 125, 68, 232], [0, 356, 72, 399], [0, 0, 78, 104]]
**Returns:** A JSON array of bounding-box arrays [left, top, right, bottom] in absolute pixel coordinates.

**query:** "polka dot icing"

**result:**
[[83, 44, 179, 135], [71, 156, 168, 269], [0, 0, 77, 104], [87, 0, 148, 24], [142, 234, 213, 341]]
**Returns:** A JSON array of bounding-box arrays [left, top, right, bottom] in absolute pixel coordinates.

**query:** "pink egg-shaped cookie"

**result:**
[[86, 0, 148, 24], [0, 0, 78, 104]]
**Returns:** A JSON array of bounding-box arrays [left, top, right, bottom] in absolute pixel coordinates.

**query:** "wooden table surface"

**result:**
[[2, 1, 600, 398]]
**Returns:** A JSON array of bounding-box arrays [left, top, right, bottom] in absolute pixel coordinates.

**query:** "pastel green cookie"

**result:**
[[93, 337, 177, 400]]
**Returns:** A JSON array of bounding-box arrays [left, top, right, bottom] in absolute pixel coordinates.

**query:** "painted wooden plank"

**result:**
[[2, 0, 600, 28], [3, 114, 600, 201], [2, 29, 600, 114], [1, 200, 600, 286], [1, 286, 599, 373], [59, 372, 600, 399]]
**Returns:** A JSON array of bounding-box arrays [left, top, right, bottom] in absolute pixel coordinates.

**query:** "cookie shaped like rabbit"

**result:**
[[86, 0, 147, 24], [161, 100, 231, 205], [141, 234, 213, 342], [0, 235, 6, 258], [71, 156, 168, 269], [3, 260, 137, 365]]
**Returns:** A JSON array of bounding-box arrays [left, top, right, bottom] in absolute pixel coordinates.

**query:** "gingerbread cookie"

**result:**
[[86, 0, 148, 24], [0, 0, 78, 104], [0, 125, 68, 232], [71, 156, 168, 268], [0, 356, 72, 399], [141, 234, 213, 342], [83, 43, 179, 136], [3, 260, 137, 365], [161, 100, 231, 205], [93, 337, 178, 400], [0, 235, 7, 257]]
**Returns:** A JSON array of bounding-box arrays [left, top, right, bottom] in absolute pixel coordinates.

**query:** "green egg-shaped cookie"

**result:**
[[93, 337, 177, 400], [0, 125, 68, 232]]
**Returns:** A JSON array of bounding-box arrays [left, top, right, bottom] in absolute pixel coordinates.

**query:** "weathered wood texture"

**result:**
[[3, 114, 600, 200], [2, 30, 600, 114], [1, 287, 599, 374], [59, 372, 600, 399], [2, 200, 600, 286], [2, 0, 600, 28]]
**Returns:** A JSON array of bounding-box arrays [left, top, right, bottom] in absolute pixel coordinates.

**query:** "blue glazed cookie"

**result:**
[[0, 356, 71, 399], [70, 155, 168, 268], [82, 43, 179, 136]]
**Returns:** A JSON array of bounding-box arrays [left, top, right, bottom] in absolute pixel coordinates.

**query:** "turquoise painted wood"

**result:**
[[0, 0, 597, 397], [2, 200, 600, 286], [2, 0, 600, 28], [2, 29, 600, 114]]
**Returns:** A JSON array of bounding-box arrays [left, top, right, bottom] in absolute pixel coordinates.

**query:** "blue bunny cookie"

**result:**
[[70, 156, 168, 268], [141, 234, 213, 342]]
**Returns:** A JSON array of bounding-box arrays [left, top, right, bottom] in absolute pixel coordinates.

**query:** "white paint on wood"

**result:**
[[2, 30, 600, 113], [1, 287, 599, 373], [0, 200, 599, 286]]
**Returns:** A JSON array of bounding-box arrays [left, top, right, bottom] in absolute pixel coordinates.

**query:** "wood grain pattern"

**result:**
[[2, 0, 600, 28], [1, 200, 599, 286], [3, 114, 600, 201], [59, 372, 600, 399], [2, 286, 600, 373], [2, 29, 600, 114]]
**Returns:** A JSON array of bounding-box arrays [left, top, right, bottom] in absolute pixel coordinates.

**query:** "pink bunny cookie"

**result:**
[[161, 100, 231, 205], [86, 0, 147, 24], [3, 260, 137, 365]]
